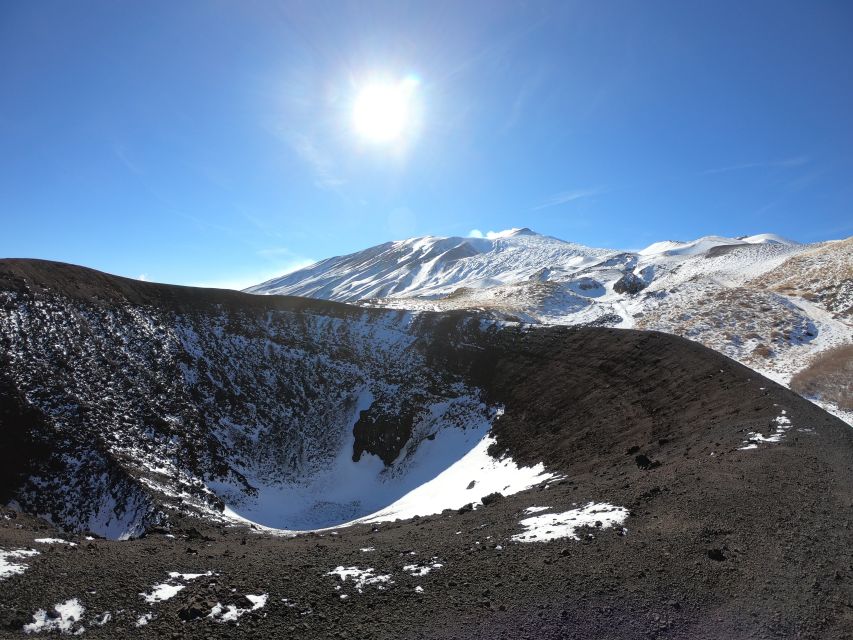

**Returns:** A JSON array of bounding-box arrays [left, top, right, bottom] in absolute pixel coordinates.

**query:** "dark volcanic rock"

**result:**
[[634, 454, 661, 470], [707, 548, 727, 562], [480, 492, 504, 506], [612, 272, 646, 295]]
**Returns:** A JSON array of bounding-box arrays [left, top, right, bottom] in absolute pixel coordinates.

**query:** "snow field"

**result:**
[[511, 503, 629, 543]]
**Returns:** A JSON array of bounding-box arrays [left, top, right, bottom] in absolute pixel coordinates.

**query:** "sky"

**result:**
[[1, 1, 852, 289]]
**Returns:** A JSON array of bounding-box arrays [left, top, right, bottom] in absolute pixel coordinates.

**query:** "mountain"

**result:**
[[248, 230, 852, 425], [2, 258, 853, 637], [245, 228, 615, 301]]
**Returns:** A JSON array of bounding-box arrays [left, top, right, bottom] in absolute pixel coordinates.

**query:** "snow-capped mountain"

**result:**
[[247, 228, 798, 301], [248, 229, 852, 424], [245, 228, 614, 301]]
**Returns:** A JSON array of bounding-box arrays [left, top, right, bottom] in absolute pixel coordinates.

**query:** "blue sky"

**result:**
[[2, 1, 851, 288]]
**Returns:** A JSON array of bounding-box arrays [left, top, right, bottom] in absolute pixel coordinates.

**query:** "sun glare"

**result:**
[[352, 76, 420, 144]]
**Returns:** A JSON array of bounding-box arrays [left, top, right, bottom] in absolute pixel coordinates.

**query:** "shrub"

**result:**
[[752, 344, 772, 359], [790, 344, 853, 411]]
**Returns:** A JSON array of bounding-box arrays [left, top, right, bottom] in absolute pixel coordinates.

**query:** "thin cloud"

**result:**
[[531, 187, 607, 211], [501, 65, 547, 133], [699, 156, 809, 176], [113, 143, 144, 176], [468, 229, 515, 240], [257, 247, 300, 258], [286, 132, 346, 190], [440, 16, 546, 85], [137, 273, 148, 281]]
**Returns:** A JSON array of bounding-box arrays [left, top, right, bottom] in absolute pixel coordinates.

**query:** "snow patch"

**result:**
[[739, 411, 795, 450], [209, 594, 268, 623], [0, 548, 39, 579], [92, 612, 111, 626], [23, 598, 84, 635], [523, 505, 551, 514], [167, 571, 213, 581], [134, 613, 153, 627], [140, 583, 185, 604], [402, 562, 443, 577], [512, 502, 629, 542], [326, 566, 394, 593], [33, 538, 76, 546], [360, 432, 553, 524]]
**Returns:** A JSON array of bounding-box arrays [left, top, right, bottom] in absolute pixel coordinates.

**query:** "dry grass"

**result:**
[[752, 344, 772, 359], [751, 238, 853, 317], [790, 344, 853, 411]]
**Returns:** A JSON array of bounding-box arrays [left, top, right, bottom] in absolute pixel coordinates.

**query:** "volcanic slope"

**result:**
[[249, 229, 853, 424], [1, 259, 852, 639]]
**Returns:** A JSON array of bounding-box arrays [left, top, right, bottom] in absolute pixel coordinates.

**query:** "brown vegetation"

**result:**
[[790, 344, 853, 411], [752, 344, 772, 359]]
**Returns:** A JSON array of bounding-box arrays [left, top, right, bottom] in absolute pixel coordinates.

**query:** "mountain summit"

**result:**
[[245, 228, 614, 301]]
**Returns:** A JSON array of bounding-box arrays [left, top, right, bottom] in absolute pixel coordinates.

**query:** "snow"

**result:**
[[326, 566, 394, 593], [23, 598, 84, 635], [360, 547, 375, 552], [140, 583, 185, 603], [402, 562, 442, 577], [358, 432, 553, 525], [33, 538, 76, 546], [167, 571, 213, 580], [216, 400, 551, 532], [741, 233, 796, 245], [523, 506, 551, 514], [739, 411, 795, 449], [415, 585, 424, 593], [512, 503, 629, 542], [134, 613, 153, 627], [0, 548, 39, 579], [246, 229, 615, 301], [635, 234, 784, 256], [209, 594, 268, 623], [140, 570, 213, 604], [92, 612, 111, 626]]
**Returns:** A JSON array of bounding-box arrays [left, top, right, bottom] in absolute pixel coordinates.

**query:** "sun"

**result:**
[[352, 76, 420, 144]]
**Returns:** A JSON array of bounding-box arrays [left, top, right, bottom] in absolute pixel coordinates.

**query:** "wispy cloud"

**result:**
[[698, 156, 809, 176], [113, 144, 145, 176], [256, 247, 300, 258], [286, 132, 345, 190], [468, 229, 506, 239], [137, 273, 148, 281], [440, 16, 546, 85], [501, 65, 547, 133], [530, 187, 607, 211]]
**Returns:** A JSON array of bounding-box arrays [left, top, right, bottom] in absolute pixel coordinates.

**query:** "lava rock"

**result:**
[[613, 273, 646, 295], [480, 492, 504, 506], [707, 548, 727, 562], [635, 454, 661, 470]]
